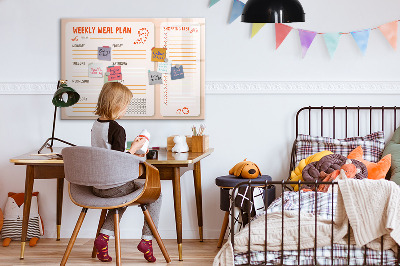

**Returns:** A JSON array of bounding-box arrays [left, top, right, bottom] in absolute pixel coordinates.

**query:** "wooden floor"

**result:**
[[0, 239, 221, 265]]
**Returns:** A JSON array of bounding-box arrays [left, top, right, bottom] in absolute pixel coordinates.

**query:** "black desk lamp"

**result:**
[[241, 0, 305, 23], [38, 80, 80, 154]]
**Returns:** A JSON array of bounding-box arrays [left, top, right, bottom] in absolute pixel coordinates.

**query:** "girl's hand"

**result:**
[[129, 137, 147, 155], [134, 148, 149, 157]]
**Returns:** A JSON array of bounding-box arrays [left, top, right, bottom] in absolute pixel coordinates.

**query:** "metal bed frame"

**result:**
[[230, 106, 400, 266]]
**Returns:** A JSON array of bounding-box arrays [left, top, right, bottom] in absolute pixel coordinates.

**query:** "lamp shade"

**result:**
[[241, 0, 305, 23], [52, 84, 80, 107]]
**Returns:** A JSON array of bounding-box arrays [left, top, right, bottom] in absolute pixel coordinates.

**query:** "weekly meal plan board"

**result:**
[[61, 18, 205, 120]]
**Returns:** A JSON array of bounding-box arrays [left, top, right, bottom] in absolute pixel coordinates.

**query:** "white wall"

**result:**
[[1, 0, 400, 239]]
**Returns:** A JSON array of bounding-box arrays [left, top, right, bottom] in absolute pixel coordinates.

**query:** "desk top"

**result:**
[[10, 147, 214, 166]]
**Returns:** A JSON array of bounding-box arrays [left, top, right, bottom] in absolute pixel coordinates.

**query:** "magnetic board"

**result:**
[[61, 18, 205, 119]]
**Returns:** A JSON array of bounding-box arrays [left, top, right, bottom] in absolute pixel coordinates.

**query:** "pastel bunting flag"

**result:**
[[298, 29, 317, 58], [323, 33, 341, 58], [275, 23, 293, 49], [229, 0, 245, 23], [209, 0, 220, 7], [378, 21, 398, 50], [251, 23, 266, 38], [351, 29, 370, 55]]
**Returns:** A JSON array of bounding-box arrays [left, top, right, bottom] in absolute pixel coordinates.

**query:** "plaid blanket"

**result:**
[[234, 191, 397, 265]]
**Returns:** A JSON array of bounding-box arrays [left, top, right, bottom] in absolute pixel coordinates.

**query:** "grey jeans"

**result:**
[[92, 180, 162, 240]]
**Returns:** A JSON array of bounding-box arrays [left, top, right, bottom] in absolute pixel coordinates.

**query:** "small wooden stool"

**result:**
[[215, 175, 275, 248]]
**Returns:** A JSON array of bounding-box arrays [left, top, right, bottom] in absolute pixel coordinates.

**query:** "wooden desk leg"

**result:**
[[172, 167, 183, 261], [56, 178, 64, 241], [193, 161, 203, 242], [20, 165, 35, 259]]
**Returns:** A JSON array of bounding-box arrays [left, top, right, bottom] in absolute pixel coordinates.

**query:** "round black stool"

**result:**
[[215, 175, 275, 248]]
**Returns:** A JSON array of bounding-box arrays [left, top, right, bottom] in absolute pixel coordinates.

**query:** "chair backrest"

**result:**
[[62, 146, 145, 187]]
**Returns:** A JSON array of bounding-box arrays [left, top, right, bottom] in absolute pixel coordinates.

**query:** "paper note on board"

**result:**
[[148, 70, 163, 85], [107, 66, 122, 81], [171, 65, 184, 80], [157, 60, 172, 73], [151, 48, 167, 62], [98, 46, 111, 61], [88, 63, 103, 78]]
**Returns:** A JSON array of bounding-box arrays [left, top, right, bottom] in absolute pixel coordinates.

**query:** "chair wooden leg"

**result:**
[[91, 209, 108, 258], [217, 211, 230, 248], [60, 208, 88, 266], [114, 210, 121, 266], [141, 205, 171, 263]]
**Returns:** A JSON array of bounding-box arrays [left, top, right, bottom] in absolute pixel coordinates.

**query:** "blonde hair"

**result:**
[[95, 82, 132, 120]]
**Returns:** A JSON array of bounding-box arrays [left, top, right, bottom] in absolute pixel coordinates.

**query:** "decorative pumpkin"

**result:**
[[229, 159, 261, 179]]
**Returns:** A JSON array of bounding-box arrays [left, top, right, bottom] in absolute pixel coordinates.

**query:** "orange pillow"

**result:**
[[347, 146, 391, 180]]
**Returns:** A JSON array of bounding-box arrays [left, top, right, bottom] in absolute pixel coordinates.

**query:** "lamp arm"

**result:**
[[50, 105, 57, 148]]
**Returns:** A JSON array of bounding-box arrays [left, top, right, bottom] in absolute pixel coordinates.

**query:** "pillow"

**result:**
[[289, 150, 333, 191], [382, 126, 400, 184], [295, 131, 385, 166], [348, 146, 391, 180]]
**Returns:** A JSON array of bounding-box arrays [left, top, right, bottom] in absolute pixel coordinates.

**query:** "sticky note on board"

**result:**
[[98, 46, 111, 61], [88, 63, 103, 78], [151, 48, 167, 62], [148, 70, 163, 85], [171, 65, 184, 80], [107, 66, 122, 81], [157, 61, 172, 73]]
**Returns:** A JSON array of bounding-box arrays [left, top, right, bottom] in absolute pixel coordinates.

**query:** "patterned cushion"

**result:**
[[294, 131, 385, 166]]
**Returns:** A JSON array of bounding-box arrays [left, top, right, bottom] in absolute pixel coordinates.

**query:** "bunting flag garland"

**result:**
[[275, 23, 293, 49], [251, 23, 266, 38], [207, 3, 400, 58], [351, 29, 370, 55], [378, 21, 398, 50], [298, 29, 317, 58], [209, 0, 220, 7], [229, 0, 245, 24], [323, 33, 341, 58]]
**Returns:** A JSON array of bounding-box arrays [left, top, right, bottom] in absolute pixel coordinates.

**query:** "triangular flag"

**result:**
[[323, 33, 341, 58], [351, 29, 370, 55], [298, 29, 317, 58], [275, 23, 293, 49], [378, 21, 397, 50], [229, 0, 245, 24], [251, 23, 266, 38], [209, 0, 220, 7]]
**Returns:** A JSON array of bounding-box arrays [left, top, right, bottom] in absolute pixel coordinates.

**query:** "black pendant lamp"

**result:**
[[242, 0, 305, 23]]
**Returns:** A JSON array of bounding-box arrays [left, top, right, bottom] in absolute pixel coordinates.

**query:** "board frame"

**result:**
[[61, 18, 205, 120]]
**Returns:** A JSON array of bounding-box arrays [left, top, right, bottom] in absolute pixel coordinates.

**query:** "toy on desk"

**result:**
[[172, 135, 189, 153], [135, 129, 150, 155], [1, 192, 44, 247], [229, 159, 261, 179]]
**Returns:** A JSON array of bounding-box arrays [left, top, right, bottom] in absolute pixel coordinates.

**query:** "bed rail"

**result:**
[[230, 180, 400, 266], [289, 106, 400, 182]]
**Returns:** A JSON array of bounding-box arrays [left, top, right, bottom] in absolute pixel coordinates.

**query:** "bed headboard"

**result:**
[[290, 106, 400, 179]]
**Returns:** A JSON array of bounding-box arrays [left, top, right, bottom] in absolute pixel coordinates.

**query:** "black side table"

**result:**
[[215, 175, 275, 248]]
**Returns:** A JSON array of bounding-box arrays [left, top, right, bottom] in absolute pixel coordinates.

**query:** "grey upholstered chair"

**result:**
[[60, 146, 171, 265]]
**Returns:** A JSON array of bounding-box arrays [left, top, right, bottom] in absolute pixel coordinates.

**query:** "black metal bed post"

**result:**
[[331, 182, 334, 265], [333, 106, 336, 138], [298, 180, 301, 266], [247, 180, 252, 264], [314, 180, 318, 266]]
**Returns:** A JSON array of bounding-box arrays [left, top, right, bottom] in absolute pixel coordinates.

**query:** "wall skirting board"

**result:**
[[1, 81, 400, 95]]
